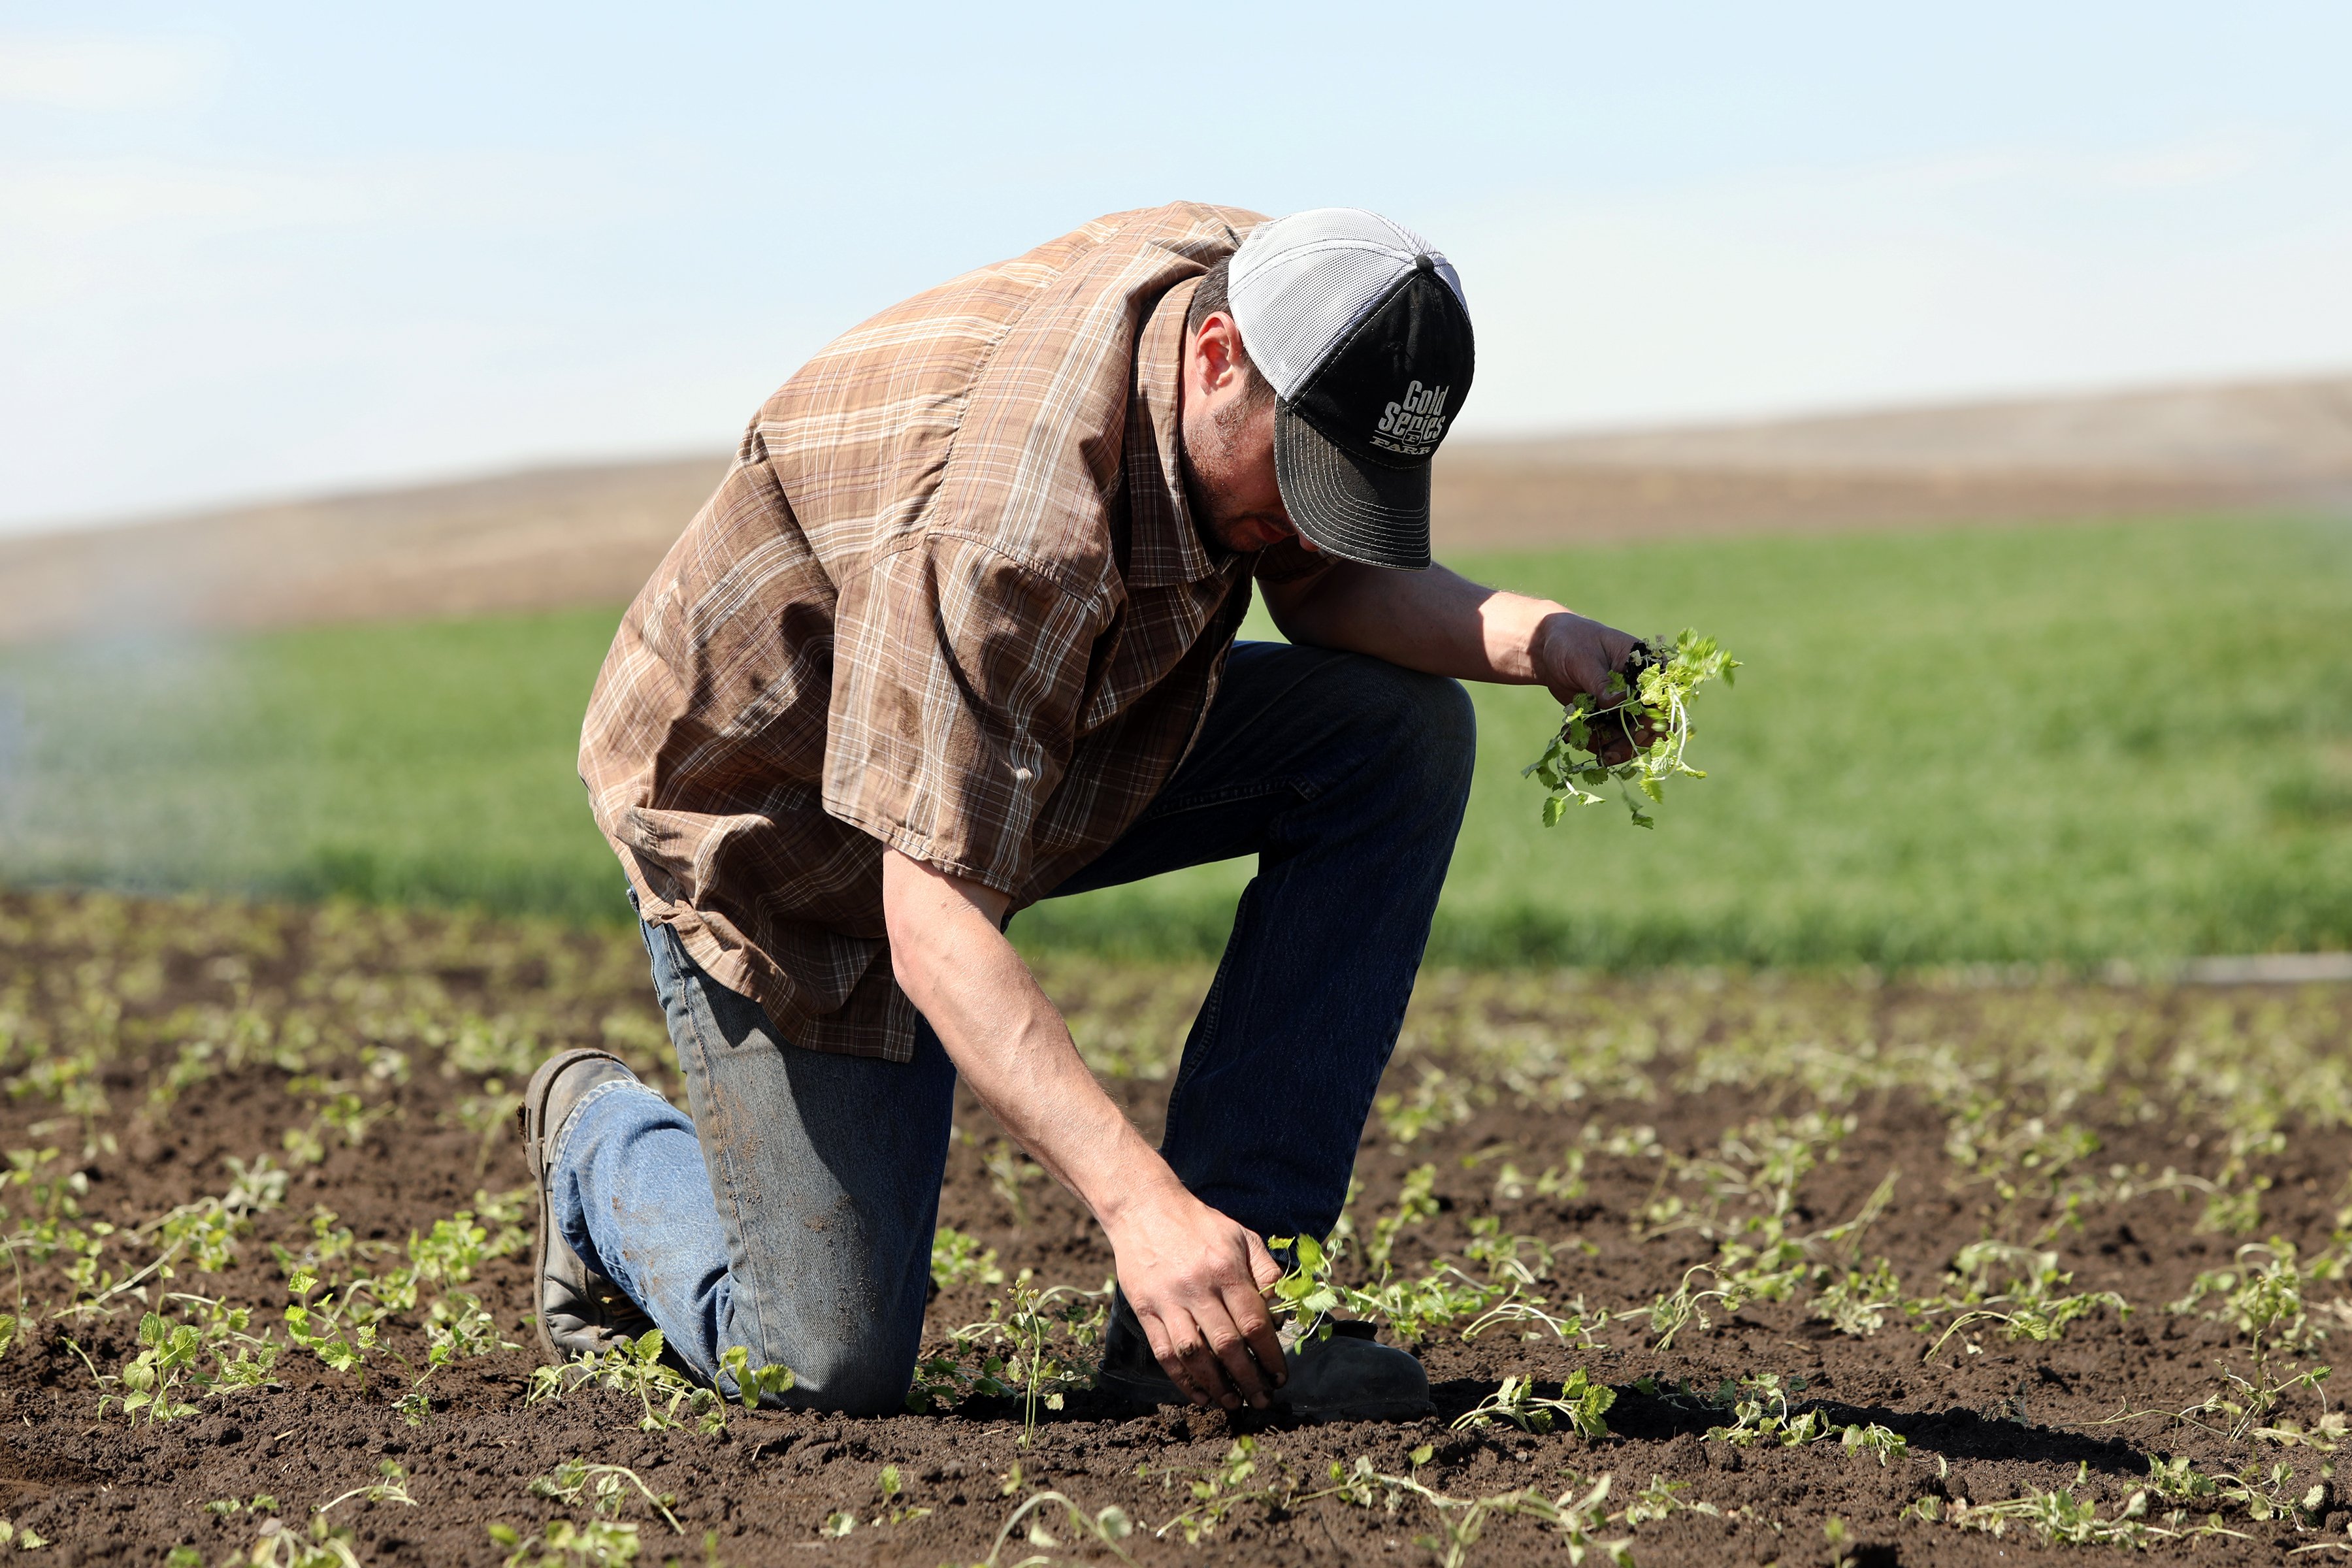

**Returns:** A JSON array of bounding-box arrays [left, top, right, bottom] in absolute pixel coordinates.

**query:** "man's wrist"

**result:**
[[1091, 1156, 1190, 1237], [1521, 603, 1575, 685]]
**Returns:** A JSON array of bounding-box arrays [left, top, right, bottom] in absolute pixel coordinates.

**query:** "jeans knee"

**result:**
[[1370, 663, 1477, 804], [747, 1334, 909, 1417]]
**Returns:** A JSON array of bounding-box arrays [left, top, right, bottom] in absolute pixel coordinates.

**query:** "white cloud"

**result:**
[[0, 159, 378, 237], [0, 35, 221, 112]]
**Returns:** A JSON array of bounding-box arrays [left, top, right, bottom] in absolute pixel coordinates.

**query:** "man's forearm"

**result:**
[[1265, 559, 1637, 712], [1267, 561, 1566, 685], [878, 849, 1175, 1229], [881, 848, 1288, 1410]]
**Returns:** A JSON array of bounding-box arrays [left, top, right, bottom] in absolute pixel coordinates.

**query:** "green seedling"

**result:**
[[1266, 1232, 1343, 1340], [949, 1488, 1134, 1568], [1145, 1436, 1297, 1545], [1523, 628, 1738, 828], [1812, 1258, 1904, 1338], [870, 1467, 931, 1523], [1376, 1063, 1482, 1146], [930, 1226, 1004, 1292], [489, 1518, 642, 1567], [528, 1329, 724, 1433], [1451, 1370, 1614, 1437], [1695, 1373, 1907, 1463], [1912, 1241, 2131, 1362], [2143, 1454, 2317, 1522], [531, 1458, 684, 1534], [95, 1296, 280, 1423], [195, 1465, 412, 1568], [1331, 1462, 1633, 1568], [981, 1140, 1045, 1228], [717, 1344, 796, 1409], [1364, 1163, 1439, 1275], [906, 1276, 1102, 1437], [2166, 1240, 2339, 1443], [204, 1494, 282, 1517], [1906, 1463, 2253, 1548], [284, 1268, 379, 1380]]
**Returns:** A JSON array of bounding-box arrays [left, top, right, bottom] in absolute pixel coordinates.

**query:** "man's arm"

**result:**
[[1262, 559, 1637, 708], [879, 848, 1285, 1411]]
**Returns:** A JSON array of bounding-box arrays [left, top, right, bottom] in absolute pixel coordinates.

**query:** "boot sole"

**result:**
[[519, 1047, 631, 1365]]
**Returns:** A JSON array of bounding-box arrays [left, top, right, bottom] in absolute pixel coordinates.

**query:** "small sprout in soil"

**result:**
[[1523, 628, 1738, 829], [0, 1520, 50, 1552], [906, 1277, 1104, 1439], [1912, 1240, 2131, 1362], [205, 1494, 282, 1516], [531, 1458, 684, 1535], [528, 1330, 726, 1434], [948, 1488, 1134, 1568], [981, 1140, 1045, 1229], [717, 1344, 795, 1409], [1694, 1373, 1908, 1463], [491, 1517, 643, 1567], [1906, 1461, 2261, 1548], [1145, 1436, 1295, 1545], [929, 1226, 1004, 1292], [1451, 1369, 1614, 1438], [860, 1464, 932, 1527], [1618, 1473, 1718, 1526]]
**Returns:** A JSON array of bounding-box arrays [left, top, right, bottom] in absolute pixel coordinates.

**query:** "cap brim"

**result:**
[[1273, 402, 1432, 570]]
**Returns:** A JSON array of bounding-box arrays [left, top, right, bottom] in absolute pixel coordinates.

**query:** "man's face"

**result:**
[[1177, 311, 1316, 557]]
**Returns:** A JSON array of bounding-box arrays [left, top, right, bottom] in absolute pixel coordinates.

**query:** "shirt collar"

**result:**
[[1123, 276, 1230, 587]]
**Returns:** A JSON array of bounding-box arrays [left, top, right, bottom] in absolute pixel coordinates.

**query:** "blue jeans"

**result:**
[[549, 641, 1475, 1413]]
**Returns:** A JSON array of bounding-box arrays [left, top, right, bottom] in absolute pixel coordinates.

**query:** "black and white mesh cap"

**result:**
[[1228, 208, 1473, 570]]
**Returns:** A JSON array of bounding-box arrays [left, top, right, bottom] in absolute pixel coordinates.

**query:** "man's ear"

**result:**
[[1192, 311, 1247, 397]]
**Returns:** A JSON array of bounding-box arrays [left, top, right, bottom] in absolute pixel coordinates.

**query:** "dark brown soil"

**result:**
[[3, 890, 2350, 1566]]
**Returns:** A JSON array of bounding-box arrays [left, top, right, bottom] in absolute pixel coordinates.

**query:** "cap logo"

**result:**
[[1371, 380, 1451, 457]]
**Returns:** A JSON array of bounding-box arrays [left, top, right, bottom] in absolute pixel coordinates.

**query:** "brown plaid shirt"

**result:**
[[581, 202, 1320, 1061]]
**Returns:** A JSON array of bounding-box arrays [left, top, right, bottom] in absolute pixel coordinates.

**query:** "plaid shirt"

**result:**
[[581, 203, 1317, 1061]]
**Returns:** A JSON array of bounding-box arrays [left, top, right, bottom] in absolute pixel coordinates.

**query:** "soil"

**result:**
[[3, 889, 2350, 1566]]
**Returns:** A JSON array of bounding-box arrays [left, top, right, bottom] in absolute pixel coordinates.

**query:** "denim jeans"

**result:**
[[549, 640, 1475, 1413]]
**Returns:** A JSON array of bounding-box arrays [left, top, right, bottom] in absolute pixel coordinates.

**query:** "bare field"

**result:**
[[7, 891, 2352, 1565]]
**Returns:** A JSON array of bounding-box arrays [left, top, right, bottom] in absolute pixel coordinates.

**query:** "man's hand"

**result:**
[[879, 848, 1288, 1411], [1531, 610, 1646, 765], [1100, 1179, 1286, 1411]]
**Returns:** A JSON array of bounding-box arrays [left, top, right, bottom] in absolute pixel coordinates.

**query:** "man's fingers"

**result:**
[[1246, 1232, 1284, 1291], [1152, 1303, 1239, 1411], [1224, 1280, 1287, 1393], [1140, 1309, 1213, 1409], [1201, 1304, 1267, 1409], [1173, 1313, 1241, 1412]]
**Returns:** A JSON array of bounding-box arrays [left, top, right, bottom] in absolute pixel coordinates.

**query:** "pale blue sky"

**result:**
[[5, 2, 2349, 532]]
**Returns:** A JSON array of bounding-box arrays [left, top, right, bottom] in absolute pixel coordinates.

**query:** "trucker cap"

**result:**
[[1226, 208, 1474, 571]]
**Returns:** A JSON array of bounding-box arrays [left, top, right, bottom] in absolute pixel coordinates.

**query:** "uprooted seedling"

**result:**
[[1523, 628, 1739, 828]]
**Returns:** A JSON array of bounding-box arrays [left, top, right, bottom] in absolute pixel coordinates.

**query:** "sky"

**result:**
[[5, 1, 2351, 534]]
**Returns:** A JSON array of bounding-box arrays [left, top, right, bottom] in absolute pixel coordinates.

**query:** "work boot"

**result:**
[[519, 1048, 656, 1362], [1096, 1292, 1434, 1422]]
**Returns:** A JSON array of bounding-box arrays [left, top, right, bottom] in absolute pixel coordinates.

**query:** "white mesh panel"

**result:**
[[1227, 208, 1468, 399]]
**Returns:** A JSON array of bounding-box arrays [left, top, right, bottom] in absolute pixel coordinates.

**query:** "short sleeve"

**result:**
[[821, 532, 1107, 894]]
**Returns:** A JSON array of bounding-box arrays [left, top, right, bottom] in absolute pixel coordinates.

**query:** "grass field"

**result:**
[[3, 512, 2347, 968]]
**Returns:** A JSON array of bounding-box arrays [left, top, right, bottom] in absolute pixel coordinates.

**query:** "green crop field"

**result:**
[[3, 512, 2346, 968]]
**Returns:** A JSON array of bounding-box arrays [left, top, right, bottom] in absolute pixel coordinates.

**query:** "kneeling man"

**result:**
[[524, 204, 1643, 1419]]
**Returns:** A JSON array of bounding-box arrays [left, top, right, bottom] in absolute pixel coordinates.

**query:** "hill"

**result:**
[[2, 372, 2346, 644]]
